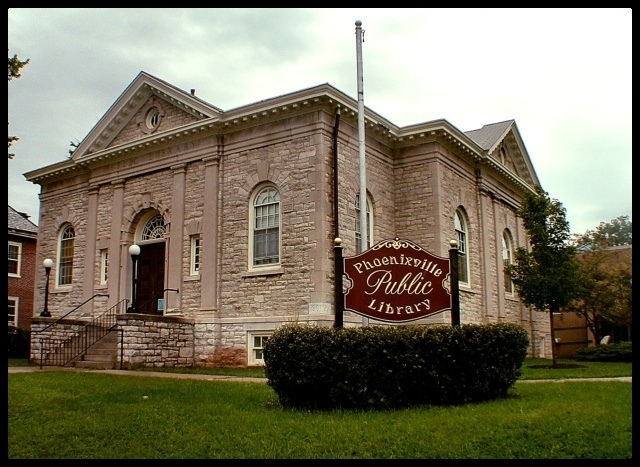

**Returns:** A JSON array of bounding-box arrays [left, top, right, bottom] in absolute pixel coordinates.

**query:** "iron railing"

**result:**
[[35, 296, 128, 368]]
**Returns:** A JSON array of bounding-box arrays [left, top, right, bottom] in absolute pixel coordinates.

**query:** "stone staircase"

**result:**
[[70, 331, 119, 370]]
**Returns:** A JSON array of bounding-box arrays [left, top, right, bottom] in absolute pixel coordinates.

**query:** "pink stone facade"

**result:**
[[27, 72, 552, 367]]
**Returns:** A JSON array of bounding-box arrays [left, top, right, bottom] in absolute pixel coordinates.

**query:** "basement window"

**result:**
[[248, 333, 271, 365]]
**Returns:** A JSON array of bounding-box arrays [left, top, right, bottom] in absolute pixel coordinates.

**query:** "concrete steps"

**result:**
[[71, 331, 118, 370]]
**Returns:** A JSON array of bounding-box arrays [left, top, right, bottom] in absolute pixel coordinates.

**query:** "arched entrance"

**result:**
[[134, 212, 166, 315]]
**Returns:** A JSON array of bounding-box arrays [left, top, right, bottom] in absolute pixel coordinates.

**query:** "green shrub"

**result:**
[[8, 326, 31, 359], [574, 341, 632, 362], [264, 322, 529, 410]]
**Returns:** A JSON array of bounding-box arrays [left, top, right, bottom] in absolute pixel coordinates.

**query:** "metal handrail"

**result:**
[[33, 293, 109, 334], [37, 298, 128, 369]]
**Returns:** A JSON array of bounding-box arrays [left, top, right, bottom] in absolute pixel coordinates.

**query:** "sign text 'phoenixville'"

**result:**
[[343, 239, 452, 323]]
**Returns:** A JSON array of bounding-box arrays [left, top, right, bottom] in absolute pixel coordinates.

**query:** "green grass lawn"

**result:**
[[8, 359, 632, 459]]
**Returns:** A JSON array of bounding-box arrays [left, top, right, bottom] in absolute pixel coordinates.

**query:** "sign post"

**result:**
[[448, 240, 460, 326], [334, 237, 344, 328]]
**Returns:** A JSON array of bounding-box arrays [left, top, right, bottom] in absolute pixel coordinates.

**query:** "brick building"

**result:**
[[553, 244, 632, 357], [25, 71, 551, 367], [8, 205, 38, 330]]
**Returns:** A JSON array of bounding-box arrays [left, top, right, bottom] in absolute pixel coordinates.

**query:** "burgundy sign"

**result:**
[[343, 238, 452, 323]]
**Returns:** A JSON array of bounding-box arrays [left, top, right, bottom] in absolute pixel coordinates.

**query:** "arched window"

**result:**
[[57, 224, 75, 286], [502, 229, 514, 294], [454, 209, 469, 285], [251, 185, 281, 267], [355, 193, 373, 254], [141, 214, 165, 242]]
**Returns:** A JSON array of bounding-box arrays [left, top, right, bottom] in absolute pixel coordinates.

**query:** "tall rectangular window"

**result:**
[[58, 225, 75, 286], [100, 249, 109, 285], [8, 242, 21, 277], [252, 186, 280, 267], [8, 297, 18, 327], [190, 236, 201, 276], [355, 195, 372, 254], [455, 210, 469, 285], [502, 231, 514, 294]]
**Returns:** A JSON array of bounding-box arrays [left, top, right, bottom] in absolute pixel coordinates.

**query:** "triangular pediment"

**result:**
[[465, 120, 540, 187], [71, 71, 223, 161]]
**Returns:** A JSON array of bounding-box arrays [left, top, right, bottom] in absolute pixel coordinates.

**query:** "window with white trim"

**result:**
[[250, 185, 281, 268], [8, 241, 21, 277], [454, 209, 469, 285], [355, 193, 373, 254], [142, 214, 165, 241], [8, 297, 18, 327], [502, 230, 514, 294], [144, 106, 162, 132], [57, 225, 75, 286], [190, 235, 201, 276], [249, 333, 271, 365], [100, 249, 109, 285]]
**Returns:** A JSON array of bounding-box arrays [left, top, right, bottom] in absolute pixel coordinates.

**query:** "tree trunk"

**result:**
[[549, 302, 559, 366]]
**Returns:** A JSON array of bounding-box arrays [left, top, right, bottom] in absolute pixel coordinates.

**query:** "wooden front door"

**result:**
[[136, 242, 165, 315]]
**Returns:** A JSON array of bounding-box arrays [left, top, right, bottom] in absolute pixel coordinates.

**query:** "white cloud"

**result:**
[[8, 8, 631, 234]]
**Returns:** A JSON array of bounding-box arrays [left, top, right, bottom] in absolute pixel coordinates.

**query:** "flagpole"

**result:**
[[355, 20, 369, 326]]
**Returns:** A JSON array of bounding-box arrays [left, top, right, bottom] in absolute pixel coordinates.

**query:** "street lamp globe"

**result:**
[[129, 244, 141, 257]]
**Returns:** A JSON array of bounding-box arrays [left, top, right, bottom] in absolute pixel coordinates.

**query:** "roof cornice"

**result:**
[[24, 79, 534, 193]]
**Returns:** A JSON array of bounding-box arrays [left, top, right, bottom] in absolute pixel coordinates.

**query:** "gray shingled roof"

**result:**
[[465, 120, 514, 150], [8, 205, 38, 233]]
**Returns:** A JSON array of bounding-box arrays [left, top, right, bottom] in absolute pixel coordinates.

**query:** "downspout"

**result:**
[[333, 106, 341, 239], [333, 106, 344, 328]]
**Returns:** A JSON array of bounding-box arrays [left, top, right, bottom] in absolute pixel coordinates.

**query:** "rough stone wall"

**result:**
[[29, 320, 85, 364], [37, 187, 89, 316], [218, 131, 320, 320], [94, 183, 114, 291], [393, 145, 438, 252], [437, 156, 483, 321], [123, 170, 174, 217], [180, 160, 206, 315], [109, 96, 199, 148], [118, 316, 194, 368], [333, 130, 396, 257]]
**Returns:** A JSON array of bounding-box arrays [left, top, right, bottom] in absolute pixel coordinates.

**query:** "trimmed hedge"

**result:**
[[574, 341, 632, 362], [264, 322, 529, 410], [8, 326, 31, 359]]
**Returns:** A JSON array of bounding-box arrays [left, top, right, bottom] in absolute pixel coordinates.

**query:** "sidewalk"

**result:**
[[8, 366, 630, 383], [7, 366, 268, 383]]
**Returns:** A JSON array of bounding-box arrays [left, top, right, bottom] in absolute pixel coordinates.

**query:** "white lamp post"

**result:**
[[127, 244, 141, 313], [40, 258, 54, 317]]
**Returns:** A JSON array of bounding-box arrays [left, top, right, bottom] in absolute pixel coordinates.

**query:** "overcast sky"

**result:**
[[8, 8, 631, 236]]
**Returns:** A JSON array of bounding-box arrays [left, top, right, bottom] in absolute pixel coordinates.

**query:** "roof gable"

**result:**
[[26, 73, 541, 195], [71, 71, 223, 160], [465, 120, 540, 187], [8, 205, 38, 233]]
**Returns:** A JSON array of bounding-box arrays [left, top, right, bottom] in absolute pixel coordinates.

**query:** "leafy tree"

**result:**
[[505, 185, 581, 365], [565, 233, 632, 345], [8, 49, 29, 159], [573, 215, 632, 250]]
